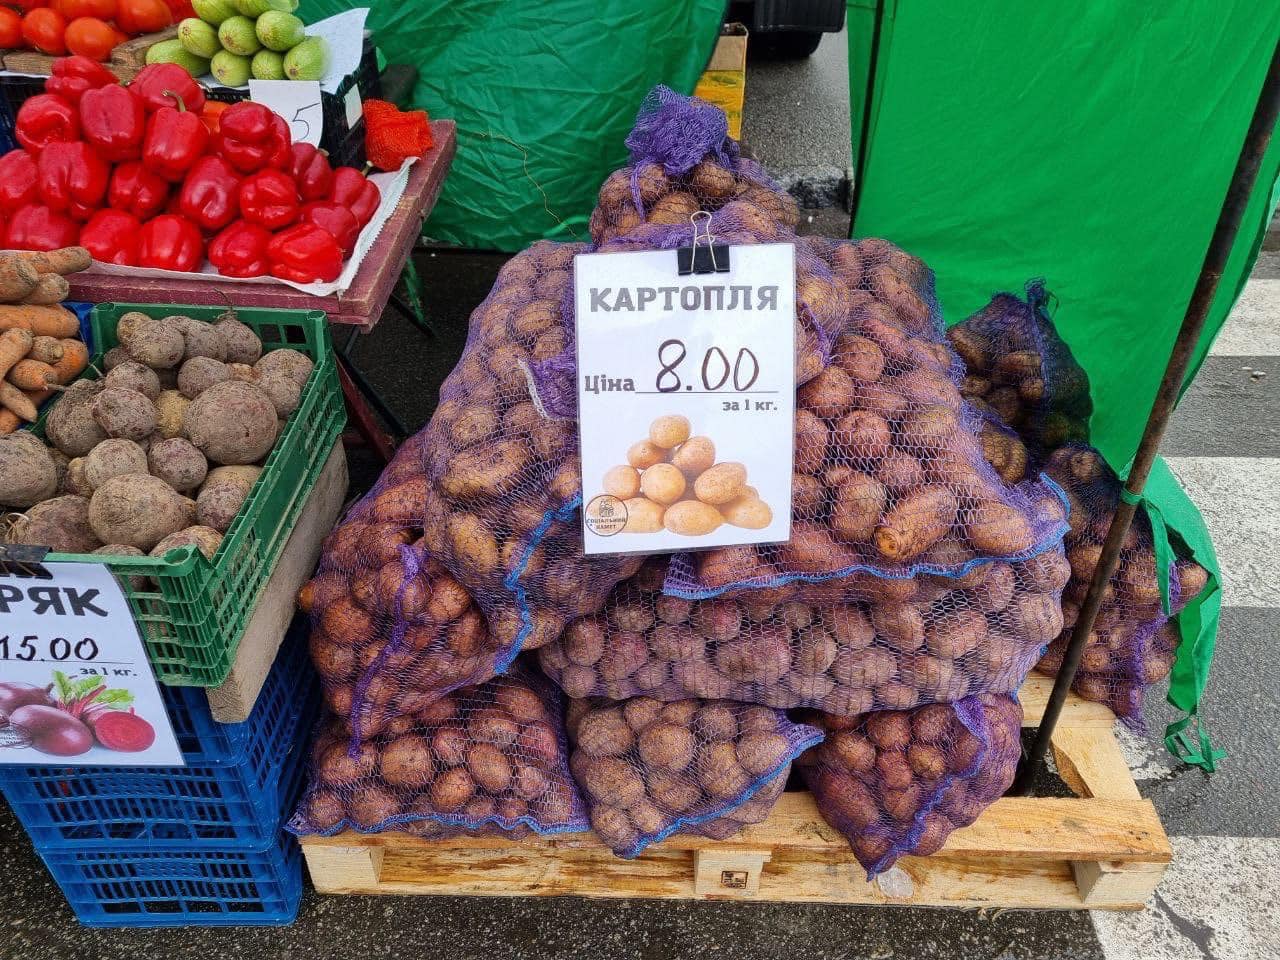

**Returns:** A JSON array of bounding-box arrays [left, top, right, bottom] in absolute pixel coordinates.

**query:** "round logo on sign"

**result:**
[[585, 494, 627, 537]]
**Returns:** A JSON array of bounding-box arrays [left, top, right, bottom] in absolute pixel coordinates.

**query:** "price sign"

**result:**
[[0, 563, 183, 767], [250, 80, 324, 147], [574, 242, 796, 555]]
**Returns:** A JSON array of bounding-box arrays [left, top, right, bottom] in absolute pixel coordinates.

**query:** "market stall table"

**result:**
[[66, 119, 458, 459]]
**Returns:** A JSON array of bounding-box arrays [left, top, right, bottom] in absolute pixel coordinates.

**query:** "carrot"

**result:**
[[27, 336, 64, 365], [51, 338, 89, 384], [22, 274, 70, 306], [20, 247, 91, 276], [0, 328, 33, 380], [0, 409, 19, 435], [0, 379, 37, 422], [0, 305, 80, 338], [7, 359, 57, 391], [0, 254, 40, 303]]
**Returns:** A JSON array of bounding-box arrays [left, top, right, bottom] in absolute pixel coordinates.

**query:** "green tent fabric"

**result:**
[[846, 0, 1280, 765], [304, 1, 726, 250]]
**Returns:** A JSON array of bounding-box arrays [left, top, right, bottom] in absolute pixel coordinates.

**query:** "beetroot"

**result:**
[[89, 708, 156, 752], [8, 705, 93, 756]]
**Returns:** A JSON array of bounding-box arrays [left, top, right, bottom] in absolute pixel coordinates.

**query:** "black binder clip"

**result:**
[[0, 543, 52, 579], [677, 210, 730, 275]]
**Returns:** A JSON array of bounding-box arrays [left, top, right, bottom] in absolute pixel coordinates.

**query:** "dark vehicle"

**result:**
[[728, 0, 846, 57]]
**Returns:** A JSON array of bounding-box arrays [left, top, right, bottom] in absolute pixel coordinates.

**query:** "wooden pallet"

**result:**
[[300, 676, 1169, 910], [1, 28, 176, 83]]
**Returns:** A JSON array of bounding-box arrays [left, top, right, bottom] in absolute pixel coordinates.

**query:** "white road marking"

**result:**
[[1092, 837, 1280, 960], [1115, 726, 1176, 783], [1163, 457, 1280, 608], [1211, 279, 1280, 356]]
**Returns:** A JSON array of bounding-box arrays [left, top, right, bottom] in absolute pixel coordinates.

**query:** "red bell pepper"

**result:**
[[0, 150, 39, 215], [300, 200, 359, 255], [129, 63, 206, 115], [15, 93, 80, 153], [136, 214, 204, 272], [328, 166, 380, 228], [208, 220, 272, 278], [266, 223, 342, 284], [80, 83, 146, 163], [79, 209, 140, 265], [37, 141, 109, 221], [45, 56, 117, 107], [107, 161, 170, 220], [143, 96, 209, 182], [238, 169, 299, 230], [178, 156, 242, 232], [216, 102, 290, 174], [4, 204, 80, 251], [287, 143, 332, 202]]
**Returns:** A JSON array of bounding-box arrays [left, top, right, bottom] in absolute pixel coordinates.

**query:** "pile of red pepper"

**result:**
[[0, 56, 381, 284]]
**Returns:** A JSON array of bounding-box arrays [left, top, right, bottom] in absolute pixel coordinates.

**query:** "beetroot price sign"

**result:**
[[0, 563, 182, 767]]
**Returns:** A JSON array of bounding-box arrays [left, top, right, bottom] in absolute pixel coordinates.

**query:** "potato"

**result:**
[[692, 462, 747, 505], [833, 410, 891, 461], [577, 756, 645, 806], [876, 453, 925, 495], [176, 357, 231, 400], [149, 525, 223, 561], [639, 463, 685, 505], [670, 436, 715, 477], [576, 707, 633, 757], [184, 380, 277, 465], [103, 361, 162, 402], [466, 742, 513, 794], [637, 722, 695, 771], [873, 486, 958, 562], [778, 523, 857, 574], [618, 497, 663, 533], [626, 439, 665, 469], [0, 435, 58, 508], [833, 333, 886, 382], [589, 804, 640, 851], [379, 735, 434, 789], [648, 191, 699, 225], [696, 741, 749, 800], [602, 464, 641, 499], [430, 767, 477, 812], [828, 473, 886, 544], [736, 731, 790, 777], [152, 390, 190, 440], [120, 317, 184, 369], [88, 474, 195, 550], [798, 365, 855, 419], [965, 499, 1036, 555], [719, 493, 773, 530], [649, 414, 691, 449]]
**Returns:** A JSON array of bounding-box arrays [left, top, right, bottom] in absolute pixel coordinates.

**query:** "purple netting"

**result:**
[[566, 695, 822, 857], [1033, 445, 1208, 722], [539, 547, 1067, 714], [947, 281, 1092, 452], [289, 662, 587, 839], [796, 693, 1022, 877]]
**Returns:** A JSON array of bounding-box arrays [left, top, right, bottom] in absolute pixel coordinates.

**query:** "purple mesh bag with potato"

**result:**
[[796, 693, 1023, 877]]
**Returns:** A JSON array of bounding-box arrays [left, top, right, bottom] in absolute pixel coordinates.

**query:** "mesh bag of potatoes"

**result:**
[[947, 281, 1093, 453], [566, 694, 823, 857], [795, 693, 1022, 877], [538, 541, 1069, 714], [1033, 445, 1208, 721], [289, 663, 587, 839], [587, 85, 801, 246]]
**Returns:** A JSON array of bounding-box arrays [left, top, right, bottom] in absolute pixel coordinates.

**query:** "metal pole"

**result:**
[[1012, 35, 1280, 795]]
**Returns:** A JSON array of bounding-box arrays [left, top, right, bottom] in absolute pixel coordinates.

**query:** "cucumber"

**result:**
[[210, 49, 253, 87], [218, 15, 262, 57], [178, 18, 221, 60], [251, 49, 286, 81], [145, 39, 212, 78], [233, 0, 296, 16], [255, 11, 304, 52], [283, 36, 328, 81], [191, 0, 238, 26]]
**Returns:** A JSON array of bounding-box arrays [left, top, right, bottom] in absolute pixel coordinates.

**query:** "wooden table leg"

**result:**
[[337, 355, 396, 464]]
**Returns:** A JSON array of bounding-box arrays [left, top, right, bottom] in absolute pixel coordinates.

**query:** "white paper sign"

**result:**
[[574, 243, 796, 555], [0, 563, 183, 767], [249, 80, 324, 147]]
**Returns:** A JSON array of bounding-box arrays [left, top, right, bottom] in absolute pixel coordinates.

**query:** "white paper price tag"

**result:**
[[574, 243, 796, 555], [250, 79, 324, 147], [0, 563, 183, 766]]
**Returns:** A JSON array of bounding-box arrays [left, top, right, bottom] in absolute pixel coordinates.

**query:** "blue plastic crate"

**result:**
[[0, 620, 318, 849], [39, 830, 303, 928]]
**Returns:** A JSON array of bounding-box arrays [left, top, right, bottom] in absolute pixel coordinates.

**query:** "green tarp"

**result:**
[[847, 0, 1280, 764], [305, 1, 726, 250]]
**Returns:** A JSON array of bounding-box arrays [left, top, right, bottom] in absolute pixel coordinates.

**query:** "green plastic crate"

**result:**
[[25, 304, 345, 688]]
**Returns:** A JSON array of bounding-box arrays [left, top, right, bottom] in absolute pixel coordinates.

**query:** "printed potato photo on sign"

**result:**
[[574, 244, 797, 557]]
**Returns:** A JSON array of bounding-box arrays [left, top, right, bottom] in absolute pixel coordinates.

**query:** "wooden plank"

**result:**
[[66, 120, 457, 331], [1, 27, 174, 80], [692, 848, 772, 898], [307, 845, 386, 894], [205, 443, 349, 722], [1072, 859, 1165, 909], [1052, 726, 1142, 801], [1019, 674, 1118, 728]]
